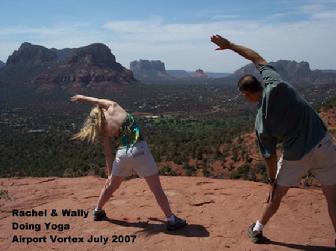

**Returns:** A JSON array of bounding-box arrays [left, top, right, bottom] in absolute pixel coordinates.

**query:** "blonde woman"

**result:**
[[71, 94, 187, 231]]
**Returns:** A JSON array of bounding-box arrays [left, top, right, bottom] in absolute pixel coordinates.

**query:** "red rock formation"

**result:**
[[192, 69, 208, 78]]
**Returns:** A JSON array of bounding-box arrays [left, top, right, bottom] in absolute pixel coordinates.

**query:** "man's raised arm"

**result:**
[[211, 34, 267, 65]]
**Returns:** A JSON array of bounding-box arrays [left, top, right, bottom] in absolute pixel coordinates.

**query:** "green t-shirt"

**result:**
[[255, 64, 326, 160]]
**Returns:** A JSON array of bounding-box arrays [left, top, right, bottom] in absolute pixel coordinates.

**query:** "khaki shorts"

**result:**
[[276, 133, 336, 187], [112, 141, 158, 178]]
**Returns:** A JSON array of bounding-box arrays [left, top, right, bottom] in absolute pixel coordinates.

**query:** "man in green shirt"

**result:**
[[211, 34, 336, 245]]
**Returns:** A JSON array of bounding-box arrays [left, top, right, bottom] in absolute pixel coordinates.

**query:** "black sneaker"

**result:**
[[166, 215, 187, 231], [247, 223, 265, 244], [93, 208, 106, 221]]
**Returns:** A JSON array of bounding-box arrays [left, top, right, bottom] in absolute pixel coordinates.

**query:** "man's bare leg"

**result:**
[[96, 175, 124, 209], [248, 185, 289, 243], [259, 185, 289, 226], [321, 184, 336, 233]]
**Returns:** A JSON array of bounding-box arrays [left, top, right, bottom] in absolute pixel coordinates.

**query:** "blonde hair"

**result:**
[[72, 105, 105, 143]]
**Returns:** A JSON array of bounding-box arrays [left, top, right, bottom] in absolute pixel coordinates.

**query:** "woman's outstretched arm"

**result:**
[[71, 94, 114, 109]]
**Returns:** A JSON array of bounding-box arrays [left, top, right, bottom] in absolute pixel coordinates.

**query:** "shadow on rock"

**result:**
[[104, 217, 209, 238], [264, 239, 335, 251]]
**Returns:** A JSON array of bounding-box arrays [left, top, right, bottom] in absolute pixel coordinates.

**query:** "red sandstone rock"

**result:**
[[0, 176, 334, 250]]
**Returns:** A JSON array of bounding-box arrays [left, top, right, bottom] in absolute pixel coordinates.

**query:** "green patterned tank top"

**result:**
[[118, 113, 143, 149]]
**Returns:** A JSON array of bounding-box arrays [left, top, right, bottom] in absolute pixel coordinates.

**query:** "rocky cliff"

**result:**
[[50, 47, 74, 62], [6, 42, 57, 65], [0, 42, 136, 93], [0, 43, 58, 85], [33, 43, 136, 92], [227, 60, 336, 86], [130, 59, 173, 82]]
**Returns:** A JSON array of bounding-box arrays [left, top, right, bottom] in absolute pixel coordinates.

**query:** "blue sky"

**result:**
[[1, 0, 335, 72]]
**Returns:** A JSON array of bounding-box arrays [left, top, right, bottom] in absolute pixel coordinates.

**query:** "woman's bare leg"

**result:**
[[144, 174, 173, 217]]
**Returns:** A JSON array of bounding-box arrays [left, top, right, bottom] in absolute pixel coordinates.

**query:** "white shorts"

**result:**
[[276, 133, 336, 186], [112, 141, 158, 178]]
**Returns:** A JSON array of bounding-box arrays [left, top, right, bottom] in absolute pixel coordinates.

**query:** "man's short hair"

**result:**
[[238, 74, 262, 93]]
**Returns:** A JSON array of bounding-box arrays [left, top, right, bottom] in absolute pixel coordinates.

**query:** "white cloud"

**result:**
[[103, 16, 164, 33], [0, 2, 335, 72], [101, 14, 336, 71], [300, 1, 336, 20]]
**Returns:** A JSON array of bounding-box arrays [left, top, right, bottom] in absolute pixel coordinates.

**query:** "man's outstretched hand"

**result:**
[[210, 34, 232, 50]]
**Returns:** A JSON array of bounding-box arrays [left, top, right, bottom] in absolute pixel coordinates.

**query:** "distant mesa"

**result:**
[[227, 60, 336, 86], [0, 42, 136, 93], [1, 43, 335, 92], [130, 59, 173, 82], [130, 60, 228, 83], [192, 69, 208, 78], [166, 70, 190, 78], [233, 60, 311, 82], [167, 70, 230, 79], [130, 59, 166, 72]]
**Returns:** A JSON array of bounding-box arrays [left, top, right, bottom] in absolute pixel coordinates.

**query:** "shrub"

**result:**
[[255, 162, 268, 183], [0, 190, 12, 201], [230, 164, 250, 180], [202, 166, 211, 177], [159, 166, 177, 176], [183, 163, 197, 176]]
